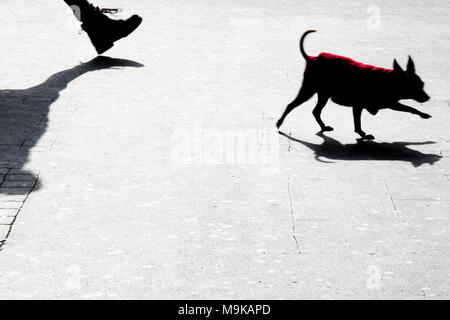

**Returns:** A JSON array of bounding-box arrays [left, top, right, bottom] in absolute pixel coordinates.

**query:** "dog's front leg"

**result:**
[[390, 102, 431, 119], [353, 107, 374, 140]]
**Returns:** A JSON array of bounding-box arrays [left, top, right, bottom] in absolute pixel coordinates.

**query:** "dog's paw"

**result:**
[[321, 126, 334, 132], [363, 134, 375, 140], [420, 113, 431, 119]]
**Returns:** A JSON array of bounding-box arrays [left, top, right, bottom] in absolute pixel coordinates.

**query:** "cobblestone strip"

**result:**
[[0, 168, 39, 251]]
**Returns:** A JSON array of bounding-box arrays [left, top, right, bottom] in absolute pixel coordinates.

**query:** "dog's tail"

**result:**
[[300, 30, 316, 61]]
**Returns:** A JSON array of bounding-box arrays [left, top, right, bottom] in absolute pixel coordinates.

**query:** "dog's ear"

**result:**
[[407, 55, 416, 74], [393, 59, 403, 73]]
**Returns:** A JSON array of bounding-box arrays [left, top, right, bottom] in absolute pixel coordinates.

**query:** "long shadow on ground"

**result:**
[[0, 56, 144, 194], [279, 131, 442, 167]]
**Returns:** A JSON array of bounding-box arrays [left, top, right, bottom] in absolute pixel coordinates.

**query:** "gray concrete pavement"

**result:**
[[0, 0, 449, 299]]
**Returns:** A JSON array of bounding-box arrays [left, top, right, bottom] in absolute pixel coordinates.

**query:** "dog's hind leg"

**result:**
[[353, 107, 374, 140], [312, 94, 333, 132], [277, 86, 314, 129]]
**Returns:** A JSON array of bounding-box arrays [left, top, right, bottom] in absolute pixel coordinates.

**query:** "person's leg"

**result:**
[[63, 0, 90, 19], [63, 0, 89, 8], [62, 0, 142, 55]]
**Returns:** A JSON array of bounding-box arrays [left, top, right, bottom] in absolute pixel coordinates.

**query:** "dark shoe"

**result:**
[[81, 6, 142, 54]]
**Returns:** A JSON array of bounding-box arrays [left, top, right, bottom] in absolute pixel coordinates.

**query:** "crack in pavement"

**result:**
[[0, 169, 8, 185], [0, 172, 39, 251], [287, 130, 292, 152], [383, 181, 398, 214], [287, 176, 301, 254], [259, 113, 265, 154]]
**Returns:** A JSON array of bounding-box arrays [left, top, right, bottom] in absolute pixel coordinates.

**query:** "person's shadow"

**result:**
[[0, 56, 144, 195], [279, 131, 442, 167]]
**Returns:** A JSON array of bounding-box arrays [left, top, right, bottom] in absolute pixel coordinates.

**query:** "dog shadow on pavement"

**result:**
[[279, 131, 442, 167], [0, 56, 144, 195]]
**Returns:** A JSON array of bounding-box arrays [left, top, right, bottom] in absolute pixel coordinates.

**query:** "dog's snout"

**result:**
[[416, 91, 430, 103], [420, 93, 430, 103]]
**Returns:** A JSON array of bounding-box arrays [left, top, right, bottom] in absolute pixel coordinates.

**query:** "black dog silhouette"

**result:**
[[0, 56, 143, 194], [280, 131, 442, 167], [277, 30, 431, 140]]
